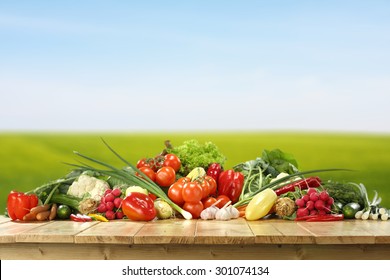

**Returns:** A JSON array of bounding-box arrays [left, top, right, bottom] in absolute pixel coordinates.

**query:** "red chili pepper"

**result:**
[[206, 163, 222, 182], [274, 176, 322, 196], [70, 214, 93, 222], [7, 191, 39, 221], [217, 170, 244, 203], [295, 214, 344, 222]]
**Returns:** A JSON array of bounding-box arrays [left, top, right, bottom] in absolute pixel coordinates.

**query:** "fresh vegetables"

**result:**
[[68, 139, 192, 220], [217, 170, 245, 203], [122, 192, 156, 221], [5, 137, 388, 226], [165, 139, 226, 176], [324, 181, 388, 221], [7, 191, 39, 221], [245, 188, 277, 221]]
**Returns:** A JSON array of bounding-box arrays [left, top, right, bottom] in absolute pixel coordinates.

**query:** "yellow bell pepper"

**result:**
[[245, 188, 277, 221]]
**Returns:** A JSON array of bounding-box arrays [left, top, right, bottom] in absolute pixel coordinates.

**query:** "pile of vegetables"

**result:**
[[4, 138, 389, 224]]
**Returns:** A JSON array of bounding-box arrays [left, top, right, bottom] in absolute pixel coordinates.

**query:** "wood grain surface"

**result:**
[[1, 216, 390, 260]]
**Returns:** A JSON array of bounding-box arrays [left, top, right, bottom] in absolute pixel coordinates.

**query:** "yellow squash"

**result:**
[[245, 188, 277, 221]]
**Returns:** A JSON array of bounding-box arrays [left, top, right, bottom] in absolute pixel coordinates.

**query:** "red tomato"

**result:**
[[168, 182, 185, 206], [177, 177, 191, 184], [215, 194, 231, 208], [182, 182, 203, 203], [204, 175, 217, 195], [148, 193, 157, 201], [163, 153, 181, 172], [202, 196, 218, 209], [155, 166, 176, 187], [197, 178, 210, 199], [139, 166, 156, 182], [122, 192, 156, 221], [183, 201, 204, 219], [136, 158, 150, 169]]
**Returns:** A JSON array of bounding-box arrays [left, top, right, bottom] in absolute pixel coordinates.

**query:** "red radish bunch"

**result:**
[[97, 188, 124, 220], [295, 188, 334, 218]]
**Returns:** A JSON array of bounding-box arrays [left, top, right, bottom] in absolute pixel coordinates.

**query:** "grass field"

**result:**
[[1, 132, 390, 212]]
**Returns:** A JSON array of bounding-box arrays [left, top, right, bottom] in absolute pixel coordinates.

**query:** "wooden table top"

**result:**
[[1, 215, 390, 245]]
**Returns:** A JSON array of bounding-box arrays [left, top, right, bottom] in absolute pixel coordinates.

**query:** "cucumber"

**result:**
[[342, 202, 361, 219]]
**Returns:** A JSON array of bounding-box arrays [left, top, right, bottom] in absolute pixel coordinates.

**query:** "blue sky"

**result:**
[[1, 0, 389, 132]]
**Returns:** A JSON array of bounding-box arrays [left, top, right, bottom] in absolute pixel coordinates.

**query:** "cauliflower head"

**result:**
[[67, 174, 110, 201]]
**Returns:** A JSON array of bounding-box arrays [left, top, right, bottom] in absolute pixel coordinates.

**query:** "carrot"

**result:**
[[36, 210, 51, 221], [22, 212, 37, 221], [49, 203, 57, 220], [30, 204, 51, 216]]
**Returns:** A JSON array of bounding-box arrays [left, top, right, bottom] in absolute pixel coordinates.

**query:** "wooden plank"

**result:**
[[15, 220, 99, 243], [76, 220, 145, 244], [195, 218, 255, 244], [1, 243, 390, 260], [248, 219, 315, 244], [0, 216, 11, 224], [0, 221, 48, 243], [134, 219, 196, 244], [352, 220, 390, 244], [298, 220, 376, 244]]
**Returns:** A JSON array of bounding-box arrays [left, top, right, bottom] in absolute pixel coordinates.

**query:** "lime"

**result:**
[[56, 205, 72, 219], [342, 202, 361, 219]]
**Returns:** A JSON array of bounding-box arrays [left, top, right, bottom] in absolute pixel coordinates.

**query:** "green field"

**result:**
[[1, 132, 390, 212]]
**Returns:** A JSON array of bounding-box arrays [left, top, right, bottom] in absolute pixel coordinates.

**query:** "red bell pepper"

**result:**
[[7, 191, 39, 221], [122, 192, 157, 221], [207, 163, 222, 182], [217, 170, 244, 203]]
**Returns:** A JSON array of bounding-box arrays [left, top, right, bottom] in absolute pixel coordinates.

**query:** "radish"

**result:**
[[115, 211, 124, 219], [307, 188, 317, 195], [297, 208, 309, 217], [314, 199, 325, 210], [105, 210, 116, 220], [319, 191, 329, 201], [306, 200, 315, 210], [302, 194, 310, 202], [104, 193, 115, 202], [111, 188, 122, 197], [309, 192, 319, 202], [310, 209, 318, 216], [295, 198, 305, 208], [105, 201, 115, 211], [326, 197, 334, 206], [97, 203, 107, 213], [114, 197, 123, 209]]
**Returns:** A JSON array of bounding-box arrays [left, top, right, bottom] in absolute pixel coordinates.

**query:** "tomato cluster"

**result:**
[[167, 175, 230, 218], [137, 154, 181, 187]]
